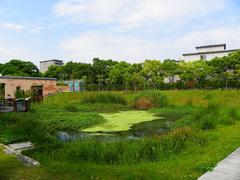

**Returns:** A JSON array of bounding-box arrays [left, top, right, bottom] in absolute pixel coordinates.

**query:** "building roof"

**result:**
[[196, 44, 226, 49], [0, 76, 57, 81], [40, 59, 63, 63], [182, 49, 240, 56]]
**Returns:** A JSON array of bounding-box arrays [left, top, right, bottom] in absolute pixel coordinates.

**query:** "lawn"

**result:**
[[0, 90, 240, 179]]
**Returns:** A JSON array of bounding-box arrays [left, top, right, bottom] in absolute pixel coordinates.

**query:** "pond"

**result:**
[[57, 111, 174, 142]]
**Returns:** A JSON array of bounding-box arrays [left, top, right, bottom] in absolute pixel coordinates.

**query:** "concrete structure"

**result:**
[[0, 76, 58, 99], [163, 75, 180, 84], [182, 44, 240, 61], [198, 148, 240, 180], [2, 142, 40, 167], [40, 59, 63, 73], [64, 80, 85, 92]]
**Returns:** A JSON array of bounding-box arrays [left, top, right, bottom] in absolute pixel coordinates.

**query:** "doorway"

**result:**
[[32, 85, 43, 103], [0, 83, 5, 100]]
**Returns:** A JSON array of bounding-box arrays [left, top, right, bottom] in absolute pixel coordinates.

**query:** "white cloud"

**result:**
[[53, 0, 226, 28], [0, 22, 24, 32], [60, 26, 240, 63], [0, 22, 45, 34]]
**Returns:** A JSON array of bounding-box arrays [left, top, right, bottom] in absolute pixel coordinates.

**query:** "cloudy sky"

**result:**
[[0, 0, 240, 66]]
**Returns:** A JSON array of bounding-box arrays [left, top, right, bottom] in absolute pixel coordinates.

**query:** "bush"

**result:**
[[14, 89, 32, 99], [81, 92, 127, 105], [134, 91, 168, 110]]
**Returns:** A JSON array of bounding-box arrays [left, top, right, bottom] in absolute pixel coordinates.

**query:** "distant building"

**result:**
[[40, 59, 64, 73], [0, 76, 57, 100], [182, 44, 240, 61]]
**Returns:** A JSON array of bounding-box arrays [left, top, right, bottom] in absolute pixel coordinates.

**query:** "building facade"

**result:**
[[182, 44, 240, 61], [0, 76, 58, 99], [40, 59, 64, 73]]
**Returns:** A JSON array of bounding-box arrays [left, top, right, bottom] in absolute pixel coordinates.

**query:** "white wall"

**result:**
[[182, 54, 201, 61], [197, 46, 225, 53], [40, 61, 56, 73], [183, 51, 232, 61]]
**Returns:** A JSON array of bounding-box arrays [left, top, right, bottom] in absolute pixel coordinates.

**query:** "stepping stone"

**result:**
[[1, 142, 40, 167], [198, 148, 240, 180], [8, 142, 35, 151]]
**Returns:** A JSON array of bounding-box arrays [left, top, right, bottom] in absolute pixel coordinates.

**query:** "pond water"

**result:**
[[57, 111, 174, 142]]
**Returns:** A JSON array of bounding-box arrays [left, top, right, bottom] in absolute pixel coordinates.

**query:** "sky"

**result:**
[[0, 0, 240, 66]]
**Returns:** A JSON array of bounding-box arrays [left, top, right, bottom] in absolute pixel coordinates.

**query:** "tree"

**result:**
[[161, 59, 179, 86], [109, 62, 131, 91], [96, 75, 104, 91], [44, 65, 64, 79], [1, 59, 40, 77], [141, 60, 163, 90]]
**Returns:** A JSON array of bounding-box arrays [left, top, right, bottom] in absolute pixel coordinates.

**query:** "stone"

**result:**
[[1, 142, 40, 167], [8, 142, 34, 151]]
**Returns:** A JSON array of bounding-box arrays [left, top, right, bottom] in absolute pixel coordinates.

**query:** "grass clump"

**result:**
[[53, 127, 205, 165], [0, 113, 49, 144], [134, 91, 168, 110], [63, 104, 79, 112], [81, 92, 127, 105], [193, 103, 239, 130]]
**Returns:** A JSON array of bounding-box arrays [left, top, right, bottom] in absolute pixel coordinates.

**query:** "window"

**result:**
[[200, 55, 206, 60]]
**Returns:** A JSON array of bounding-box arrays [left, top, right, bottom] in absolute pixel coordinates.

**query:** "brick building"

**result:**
[[0, 76, 58, 99]]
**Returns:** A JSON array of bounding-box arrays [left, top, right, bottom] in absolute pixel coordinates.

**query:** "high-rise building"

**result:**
[[40, 59, 64, 73]]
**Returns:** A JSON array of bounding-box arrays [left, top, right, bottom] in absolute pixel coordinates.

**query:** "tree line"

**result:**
[[1, 50, 240, 91]]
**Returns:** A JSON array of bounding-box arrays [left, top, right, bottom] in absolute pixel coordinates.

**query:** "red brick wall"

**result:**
[[0, 78, 58, 98]]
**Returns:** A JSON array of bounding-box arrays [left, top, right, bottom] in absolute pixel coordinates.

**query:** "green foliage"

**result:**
[[1, 90, 240, 179], [2, 50, 240, 91], [134, 91, 168, 109], [14, 89, 25, 98], [0, 113, 49, 144], [1, 59, 40, 77], [191, 103, 239, 130], [81, 92, 127, 105], [14, 89, 32, 98], [52, 127, 205, 164], [63, 104, 79, 112]]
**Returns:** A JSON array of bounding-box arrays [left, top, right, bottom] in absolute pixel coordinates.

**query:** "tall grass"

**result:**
[[134, 91, 168, 109], [51, 127, 206, 164], [81, 92, 127, 105], [0, 113, 49, 144]]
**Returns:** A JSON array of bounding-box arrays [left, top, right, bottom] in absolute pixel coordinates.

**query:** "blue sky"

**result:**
[[0, 0, 240, 66]]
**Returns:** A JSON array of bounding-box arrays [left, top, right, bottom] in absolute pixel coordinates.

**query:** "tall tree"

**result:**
[[1, 59, 40, 77], [161, 59, 179, 85], [141, 60, 163, 90]]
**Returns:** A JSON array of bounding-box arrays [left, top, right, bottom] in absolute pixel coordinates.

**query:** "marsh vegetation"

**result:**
[[1, 90, 240, 179]]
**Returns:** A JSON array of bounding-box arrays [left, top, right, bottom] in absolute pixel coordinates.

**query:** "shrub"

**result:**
[[14, 89, 32, 99], [81, 92, 127, 105], [134, 91, 168, 110], [15, 89, 25, 98]]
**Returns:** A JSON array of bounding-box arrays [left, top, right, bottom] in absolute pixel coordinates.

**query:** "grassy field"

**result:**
[[0, 90, 240, 179]]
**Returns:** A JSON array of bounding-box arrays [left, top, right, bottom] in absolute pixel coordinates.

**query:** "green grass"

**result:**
[[1, 90, 240, 179], [81, 92, 127, 105]]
